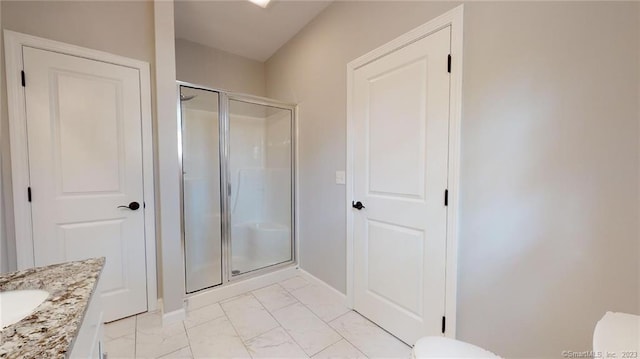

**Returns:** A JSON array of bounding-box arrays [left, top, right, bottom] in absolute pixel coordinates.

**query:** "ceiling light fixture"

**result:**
[[248, 0, 271, 8]]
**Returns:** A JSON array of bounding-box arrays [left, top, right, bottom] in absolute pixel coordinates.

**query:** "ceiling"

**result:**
[[174, 0, 332, 62]]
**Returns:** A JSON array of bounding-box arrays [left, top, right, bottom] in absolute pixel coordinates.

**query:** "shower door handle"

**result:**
[[352, 201, 365, 210]]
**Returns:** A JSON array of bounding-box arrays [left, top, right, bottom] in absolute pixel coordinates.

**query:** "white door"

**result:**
[[23, 46, 148, 322], [352, 26, 451, 345]]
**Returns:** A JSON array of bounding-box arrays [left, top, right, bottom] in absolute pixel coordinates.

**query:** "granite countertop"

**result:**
[[0, 258, 105, 359]]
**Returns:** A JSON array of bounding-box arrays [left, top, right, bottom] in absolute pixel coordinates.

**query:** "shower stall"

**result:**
[[178, 83, 296, 294]]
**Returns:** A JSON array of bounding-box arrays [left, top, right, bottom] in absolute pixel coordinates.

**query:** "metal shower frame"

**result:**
[[177, 81, 298, 294]]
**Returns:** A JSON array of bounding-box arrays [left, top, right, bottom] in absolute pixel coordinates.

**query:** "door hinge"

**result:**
[[444, 189, 448, 206], [21, 70, 26, 87], [442, 316, 446, 333], [27, 187, 32, 202], [447, 54, 451, 73]]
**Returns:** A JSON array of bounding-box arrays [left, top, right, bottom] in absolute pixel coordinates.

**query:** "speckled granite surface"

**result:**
[[0, 258, 104, 359]]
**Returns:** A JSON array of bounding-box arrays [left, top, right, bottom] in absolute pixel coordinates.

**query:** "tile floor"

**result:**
[[103, 275, 411, 359]]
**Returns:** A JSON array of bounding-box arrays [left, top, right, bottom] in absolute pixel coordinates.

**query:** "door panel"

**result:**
[[353, 27, 451, 344], [58, 220, 126, 294], [57, 72, 123, 194], [367, 220, 424, 316], [368, 59, 427, 198], [23, 46, 147, 321], [180, 86, 223, 293], [228, 99, 294, 276]]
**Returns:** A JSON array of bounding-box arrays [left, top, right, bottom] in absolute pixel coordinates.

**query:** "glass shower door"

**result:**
[[228, 99, 294, 276], [180, 86, 223, 293]]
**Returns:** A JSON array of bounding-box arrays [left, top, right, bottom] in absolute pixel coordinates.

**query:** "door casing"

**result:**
[[4, 30, 158, 313], [345, 5, 463, 338]]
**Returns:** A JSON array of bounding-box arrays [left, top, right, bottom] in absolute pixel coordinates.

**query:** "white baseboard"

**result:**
[[186, 265, 298, 310], [298, 268, 348, 307], [153, 298, 162, 313], [155, 298, 186, 325], [162, 307, 186, 325]]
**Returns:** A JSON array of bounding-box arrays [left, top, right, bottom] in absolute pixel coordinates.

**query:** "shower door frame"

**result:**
[[177, 81, 298, 294]]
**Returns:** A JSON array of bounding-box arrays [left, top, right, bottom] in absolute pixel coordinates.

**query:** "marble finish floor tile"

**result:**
[[158, 346, 192, 359], [252, 284, 298, 312], [183, 302, 225, 329], [136, 312, 189, 358], [289, 284, 350, 322], [187, 316, 251, 358], [135, 311, 165, 332], [244, 327, 309, 359], [312, 339, 368, 359], [220, 293, 279, 341], [272, 302, 342, 356], [105, 316, 136, 341], [104, 333, 136, 359], [279, 276, 310, 292], [329, 312, 410, 359], [101, 270, 416, 358]]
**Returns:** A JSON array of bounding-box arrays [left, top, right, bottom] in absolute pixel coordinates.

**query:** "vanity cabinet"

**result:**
[[69, 279, 104, 358]]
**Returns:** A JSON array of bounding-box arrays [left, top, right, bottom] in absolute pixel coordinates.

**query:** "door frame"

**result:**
[[345, 5, 463, 338], [4, 30, 158, 312]]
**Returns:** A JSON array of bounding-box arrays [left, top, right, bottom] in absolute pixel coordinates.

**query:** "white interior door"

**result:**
[[352, 26, 451, 345], [23, 46, 148, 322]]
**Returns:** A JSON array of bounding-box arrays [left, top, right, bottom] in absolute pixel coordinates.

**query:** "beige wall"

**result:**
[[0, 1, 156, 273], [2, 1, 154, 62], [266, 1, 640, 357], [175, 38, 266, 96]]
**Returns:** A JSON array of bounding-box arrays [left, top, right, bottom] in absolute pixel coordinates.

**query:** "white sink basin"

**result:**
[[0, 289, 49, 329]]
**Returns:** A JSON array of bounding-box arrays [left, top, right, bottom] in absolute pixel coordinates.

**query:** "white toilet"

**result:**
[[413, 311, 639, 359], [593, 312, 640, 355]]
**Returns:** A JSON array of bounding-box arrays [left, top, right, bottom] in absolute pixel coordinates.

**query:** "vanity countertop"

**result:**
[[0, 257, 105, 359]]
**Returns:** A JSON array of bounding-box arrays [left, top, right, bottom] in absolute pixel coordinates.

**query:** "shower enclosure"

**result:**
[[179, 83, 296, 293]]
